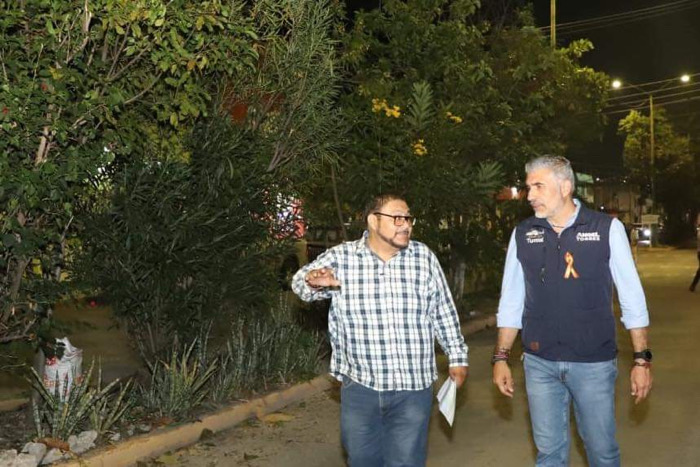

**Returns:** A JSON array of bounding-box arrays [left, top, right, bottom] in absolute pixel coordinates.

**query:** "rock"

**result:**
[[14, 453, 40, 467], [69, 430, 98, 454], [108, 432, 121, 443], [126, 425, 135, 436], [0, 450, 18, 465], [21, 443, 47, 464], [137, 424, 152, 433], [66, 435, 78, 450], [40, 448, 65, 465]]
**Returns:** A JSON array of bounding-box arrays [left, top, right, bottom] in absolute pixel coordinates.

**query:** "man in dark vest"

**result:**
[[492, 156, 652, 466]]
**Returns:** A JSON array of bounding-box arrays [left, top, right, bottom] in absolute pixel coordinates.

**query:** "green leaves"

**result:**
[[0, 0, 264, 343], [405, 81, 435, 134]]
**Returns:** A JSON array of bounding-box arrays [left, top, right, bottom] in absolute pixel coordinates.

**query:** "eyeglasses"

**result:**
[[373, 212, 416, 226]]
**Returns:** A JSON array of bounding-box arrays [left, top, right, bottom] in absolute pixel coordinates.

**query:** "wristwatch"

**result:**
[[633, 349, 653, 362]]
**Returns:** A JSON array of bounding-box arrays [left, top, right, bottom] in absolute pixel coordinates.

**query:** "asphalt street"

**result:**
[[171, 247, 700, 466]]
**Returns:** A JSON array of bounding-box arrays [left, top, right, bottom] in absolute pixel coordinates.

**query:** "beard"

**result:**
[[377, 229, 410, 250]]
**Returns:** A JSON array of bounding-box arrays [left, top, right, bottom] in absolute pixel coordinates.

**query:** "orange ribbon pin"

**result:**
[[563, 251, 579, 279]]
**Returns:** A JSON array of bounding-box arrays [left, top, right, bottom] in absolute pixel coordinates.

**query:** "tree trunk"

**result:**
[[452, 258, 466, 308], [330, 165, 347, 241]]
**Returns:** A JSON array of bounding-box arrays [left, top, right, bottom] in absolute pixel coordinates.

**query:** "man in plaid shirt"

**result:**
[[292, 194, 468, 467]]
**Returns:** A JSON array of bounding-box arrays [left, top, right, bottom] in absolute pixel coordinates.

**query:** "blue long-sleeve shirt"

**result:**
[[497, 201, 650, 330]]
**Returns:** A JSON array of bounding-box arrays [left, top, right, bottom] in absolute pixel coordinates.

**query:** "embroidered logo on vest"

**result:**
[[576, 231, 601, 242], [525, 228, 544, 244]]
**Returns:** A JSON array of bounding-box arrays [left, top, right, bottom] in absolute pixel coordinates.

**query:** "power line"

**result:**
[[539, 0, 700, 35], [607, 79, 700, 103], [606, 87, 700, 108], [541, 0, 695, 29], [604, 95, 700, 115], [606, 90, 700, 113], [607, 88, 700, 111], [610, 73, 700, 92], [540, 0, 699, 31]]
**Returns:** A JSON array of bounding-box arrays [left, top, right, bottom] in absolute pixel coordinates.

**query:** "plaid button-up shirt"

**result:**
[[292, 233, 468, 391]]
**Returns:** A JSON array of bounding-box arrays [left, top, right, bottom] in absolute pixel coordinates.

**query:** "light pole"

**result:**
[[611, 75, 692, 214], [550, 0, 556, 47]]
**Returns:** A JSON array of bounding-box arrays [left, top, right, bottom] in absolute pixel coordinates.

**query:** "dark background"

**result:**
[[345, 0, 700, 176]]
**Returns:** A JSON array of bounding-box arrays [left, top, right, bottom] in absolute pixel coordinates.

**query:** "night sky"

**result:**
[[345, 0, 700, 176], [533, 0, 700, 175]]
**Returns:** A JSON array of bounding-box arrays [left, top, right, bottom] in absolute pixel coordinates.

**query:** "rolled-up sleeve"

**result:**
[[291, 249, 337, 302], [497, 229, 525, 329], [429, 253, 469, 367], [609, 219, 649, 329]]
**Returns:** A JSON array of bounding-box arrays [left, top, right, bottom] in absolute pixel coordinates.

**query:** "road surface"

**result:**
[[168, 247, 699, 466]]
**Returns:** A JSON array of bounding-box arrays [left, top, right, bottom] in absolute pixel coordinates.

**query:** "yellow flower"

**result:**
[[385, 105, 401, 118], [412, 139, 427, 156], [446, 111, 463, 123], [371, 98, 388, 113], [371, 99, 401, 118]]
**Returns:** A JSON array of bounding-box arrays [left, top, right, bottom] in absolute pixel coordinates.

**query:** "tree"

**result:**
[[77, 0, 343, 354], [301, 0, 608, 301], [618, 109, 695, 241], [0, 0, 261, 344]]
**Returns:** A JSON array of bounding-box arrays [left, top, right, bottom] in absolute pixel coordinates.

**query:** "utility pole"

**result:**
[[550, 0, 556, 47], [649, 94, 655, 213]]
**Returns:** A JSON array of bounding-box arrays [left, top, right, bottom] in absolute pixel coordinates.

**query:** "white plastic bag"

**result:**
[[43, 337, 83, 399]]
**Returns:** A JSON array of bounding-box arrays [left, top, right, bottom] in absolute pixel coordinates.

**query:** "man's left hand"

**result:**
[[449, 366, 468, 388], [630, 364, 653, 404]]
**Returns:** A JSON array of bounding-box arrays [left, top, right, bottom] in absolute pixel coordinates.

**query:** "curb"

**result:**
[[462, 314, 496, 336], [56, 375, 335, 467], [0, 398, 27, 412], [53, 314, 496, 466]]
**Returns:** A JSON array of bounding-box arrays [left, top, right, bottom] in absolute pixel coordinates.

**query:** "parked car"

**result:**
[[631, 222, 663, 246]]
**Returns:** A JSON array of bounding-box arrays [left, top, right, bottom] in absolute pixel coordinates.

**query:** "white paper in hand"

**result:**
[[436, 377, 457, 426]]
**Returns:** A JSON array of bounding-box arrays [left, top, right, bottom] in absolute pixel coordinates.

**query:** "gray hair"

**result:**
[[525, 155, 576, 192]]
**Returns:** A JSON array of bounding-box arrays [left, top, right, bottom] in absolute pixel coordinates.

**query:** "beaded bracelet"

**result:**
[[491, 347, 511, 365]]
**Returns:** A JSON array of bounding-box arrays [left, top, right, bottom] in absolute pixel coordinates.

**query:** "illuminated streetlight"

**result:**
[[611, 74, 693, 215]]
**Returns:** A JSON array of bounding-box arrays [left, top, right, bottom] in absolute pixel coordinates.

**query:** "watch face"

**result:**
[[635, 349, 653, 361]]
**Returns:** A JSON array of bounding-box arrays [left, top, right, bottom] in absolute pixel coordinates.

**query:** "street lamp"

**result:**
[[611, 74, 692, 214]]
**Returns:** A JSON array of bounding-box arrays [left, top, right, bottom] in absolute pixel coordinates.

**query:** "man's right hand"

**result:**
[[305, 268, 341, 288], [492, 361, 515, 397]]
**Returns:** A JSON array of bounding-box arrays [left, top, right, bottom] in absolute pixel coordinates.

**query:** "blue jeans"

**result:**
[[340, 376, 433, 467], [524, 353, 620, 467]]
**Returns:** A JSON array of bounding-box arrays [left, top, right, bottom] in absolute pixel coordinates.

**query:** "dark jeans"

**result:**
[[340, 376, 433, 467], [691, 252, 700, 291]]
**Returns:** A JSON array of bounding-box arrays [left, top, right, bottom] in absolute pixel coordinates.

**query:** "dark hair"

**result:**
[[363, 194, 406, 225]]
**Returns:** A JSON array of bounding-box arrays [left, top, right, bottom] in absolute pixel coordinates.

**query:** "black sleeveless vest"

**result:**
[[515, 206, 616, 362]]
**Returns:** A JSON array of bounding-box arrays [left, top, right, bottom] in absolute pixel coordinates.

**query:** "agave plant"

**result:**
[[29, 359, 120, 441], [138, 338, 218, 419]]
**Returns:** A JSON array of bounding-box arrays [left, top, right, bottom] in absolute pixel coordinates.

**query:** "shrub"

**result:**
[[208, 304, 325, 402], [138, 339, 218, 419], [29, 360, 120, 441]]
